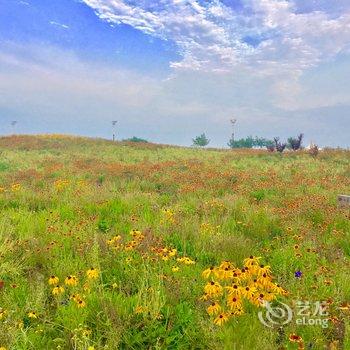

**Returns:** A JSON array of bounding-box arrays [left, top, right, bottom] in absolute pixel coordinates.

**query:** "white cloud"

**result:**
[[81, 0, 350, 78], [49, 21, 70, 29]]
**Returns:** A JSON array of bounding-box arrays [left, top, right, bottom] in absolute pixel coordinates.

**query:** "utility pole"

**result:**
[[112, 120, 118, 141], [230, 118, 237, 141], [11, 121, 17, 135]]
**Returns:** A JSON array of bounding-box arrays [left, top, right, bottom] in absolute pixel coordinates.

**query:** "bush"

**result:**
[[192, 133, 210, 147], [123, 137, 149, 143], [287, 134, 304, 151], [228, 136, 274, 149]]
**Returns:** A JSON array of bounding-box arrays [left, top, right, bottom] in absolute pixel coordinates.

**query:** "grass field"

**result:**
[[0, 135, 349, 350]]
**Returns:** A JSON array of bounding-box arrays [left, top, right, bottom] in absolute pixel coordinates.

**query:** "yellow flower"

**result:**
[[125, 257, 133, 263], [216, 267, 233, 280], [65, 275, 78, 286], [207, 302, 221, 315], [11, 183, 21, 192], [76, 299, 86, 308], [86, 268, 99, 280], [135, 305, 145, 314], [88, 347, 95, 350], [243, 256, 261, 268], [172, 266, 180, 272], [257, 264, 272, 277], [199, 294, 210, 301], [182, 257, 195, 265], [227, 296, 242, 310], [213, 313, 229, 326], [28, 311, 38, 319], [48, 275, 59, 285], [0, 309, 7, 320], [202, 266, 216, 279], [169, 249, 177, 257], [225, 283, 242, 297], [52, 285, 65, 295], [204, 281, 223, 297], [0, 347, 7, 350]]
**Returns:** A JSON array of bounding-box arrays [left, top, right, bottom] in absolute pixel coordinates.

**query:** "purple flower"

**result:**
[[295, 270, 302, 278]]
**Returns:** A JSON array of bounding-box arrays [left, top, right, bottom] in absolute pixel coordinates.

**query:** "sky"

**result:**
[[0, 0, 349, 148]]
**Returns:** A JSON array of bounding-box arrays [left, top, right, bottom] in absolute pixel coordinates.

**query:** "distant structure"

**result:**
[[230, 118, 237, 142], [305, 141, 322, 151], [111, 120, 118, 141]]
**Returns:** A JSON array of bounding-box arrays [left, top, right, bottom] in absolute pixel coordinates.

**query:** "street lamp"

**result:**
[[230, 118, 237, 142], [112, 120, 118, 141]]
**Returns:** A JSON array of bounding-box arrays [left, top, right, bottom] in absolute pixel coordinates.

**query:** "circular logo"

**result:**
[[258, 301, 293, 328]]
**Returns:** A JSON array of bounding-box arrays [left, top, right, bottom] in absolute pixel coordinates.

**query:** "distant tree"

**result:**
[[192, 133, 210, 147], [287, 133, 304, 151], [274, 137, 287, 153], [123, 136, 149, 143]]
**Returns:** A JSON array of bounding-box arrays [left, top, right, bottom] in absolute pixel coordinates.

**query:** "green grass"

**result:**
[[0, 134, 349, 350]]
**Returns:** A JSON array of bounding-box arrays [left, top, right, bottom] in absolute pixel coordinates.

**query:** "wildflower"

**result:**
[[11, 183, 21, 192], [177, 257, 195, 265], [169, 248, 177, 257], [339, 302, 350, 311], [204, 281, 223, 297], [125, 257, 133, 263], [199, 294, 210, 301], [52, 285, 65, 295], [243, 256, 261, 268], [227, 296, 242, 310], [0, 347, 7, 350], [231, 307, 244, 316], [0, 309, 7, 320], [172, 266, 180, 272], [135, 305, 145, 314], [86, 268, 99, 280], [28, 311, 38, 319], [76, 299, 86, 308], [225, 284, 241, 297], [295, 270, 302, 278], [65, 275, 78, 286], [48, 276, 59, 285], [207, 302, 221, 315], [242, 285, 257, 299], [213, 313, 229, 326], [289, 333, 303, 343], [257, 264, 271, 277], [202, 266, 216, 279], [217, 267, 234, 280]]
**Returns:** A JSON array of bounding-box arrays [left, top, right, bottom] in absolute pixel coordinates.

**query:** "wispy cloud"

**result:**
[[49, 21, 70, 30], [81, 0, 350, 74]]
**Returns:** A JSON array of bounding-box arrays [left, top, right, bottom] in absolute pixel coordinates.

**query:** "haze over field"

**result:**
[[1, 0, 350, 147]]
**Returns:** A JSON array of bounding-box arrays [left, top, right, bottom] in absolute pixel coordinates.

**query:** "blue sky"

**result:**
[[0, 0, 349, 147]]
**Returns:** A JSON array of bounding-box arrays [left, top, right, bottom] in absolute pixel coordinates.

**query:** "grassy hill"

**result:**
[[0, 135, 349, 349]]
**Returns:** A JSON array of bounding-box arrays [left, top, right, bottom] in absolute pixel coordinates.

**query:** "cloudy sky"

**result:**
[[0, 0, 349, 147]]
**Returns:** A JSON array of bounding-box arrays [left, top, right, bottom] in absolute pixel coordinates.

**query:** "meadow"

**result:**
[[0, 135, 349, 350]]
